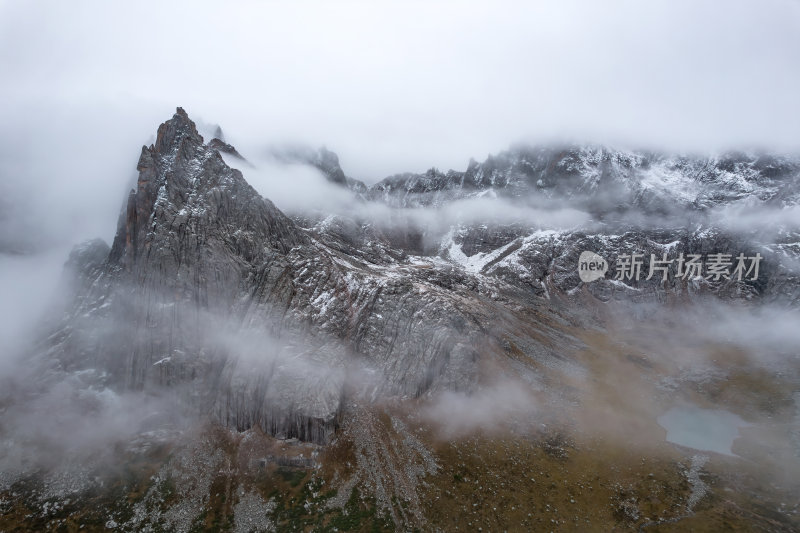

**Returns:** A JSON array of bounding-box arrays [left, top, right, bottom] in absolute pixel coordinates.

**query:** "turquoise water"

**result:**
[[658, 405, 748, 456]]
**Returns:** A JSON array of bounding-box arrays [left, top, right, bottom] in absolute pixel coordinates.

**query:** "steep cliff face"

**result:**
[[47, 109, 800, 447], [50, 109, 341, 440], [50, 109, 581, 443]]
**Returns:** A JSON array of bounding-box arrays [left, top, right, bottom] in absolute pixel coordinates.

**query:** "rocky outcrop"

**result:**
[[294, 144, 800, 305], [268, 145, 363, 189], [364, 146, 800, 214], [47, 108, 800, 445], [52, 109, 580, 443]]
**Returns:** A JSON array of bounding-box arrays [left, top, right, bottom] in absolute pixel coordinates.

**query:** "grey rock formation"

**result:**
[[298, 144, 800, 305], [364, 146, 800, 213], [267, 145, 362, 189], [47, 109, 800, 446], [50, 109, 581, 444]]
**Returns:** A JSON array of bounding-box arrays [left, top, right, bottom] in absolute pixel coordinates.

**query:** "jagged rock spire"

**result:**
[[153, 107, 203, 154], [109, 107, 305, 267]]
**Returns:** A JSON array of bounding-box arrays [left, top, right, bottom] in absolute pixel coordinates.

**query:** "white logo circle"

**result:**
[[578, 251, 608, 282]]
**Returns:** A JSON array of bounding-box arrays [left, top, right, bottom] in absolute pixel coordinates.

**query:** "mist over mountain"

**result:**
[[2, 2, 800, 531], [0, 107, 798, 531]]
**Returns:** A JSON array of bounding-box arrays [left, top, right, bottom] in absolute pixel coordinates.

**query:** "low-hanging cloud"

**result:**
[[421, 380, 536, 438], [710, 200, 800, 235], [227, 152, 592, 243]]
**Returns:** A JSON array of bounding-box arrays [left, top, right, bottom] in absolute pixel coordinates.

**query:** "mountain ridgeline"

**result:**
[[51, 108, 800, 444]]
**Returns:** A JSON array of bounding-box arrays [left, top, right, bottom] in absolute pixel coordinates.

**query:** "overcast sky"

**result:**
[[1, 0, 800, 246]]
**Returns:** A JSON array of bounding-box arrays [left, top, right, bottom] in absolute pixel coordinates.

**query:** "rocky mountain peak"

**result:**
[[153, 106, 203, 155], [315, 147, 348, 185], [54, 108, 800, 432], [212, 124, 225, 141], [267, 145, 352, 187], [110, 107, 305, 267]]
